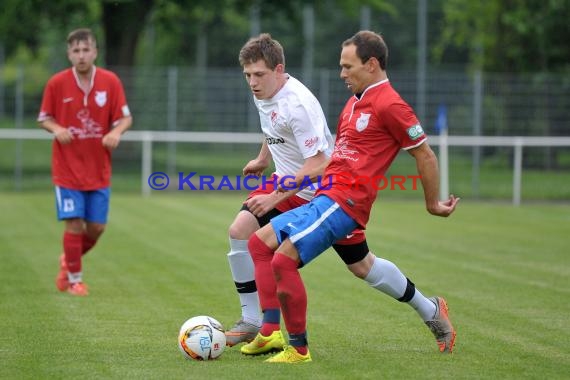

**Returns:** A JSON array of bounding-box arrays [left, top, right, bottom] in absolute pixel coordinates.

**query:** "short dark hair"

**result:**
[[238, 33, 285, 70], [67, 28, 97, 47], [342, 30, 388, 70]]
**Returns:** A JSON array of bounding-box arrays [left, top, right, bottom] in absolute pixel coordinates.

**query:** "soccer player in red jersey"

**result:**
[[244, 31, 460, 363], [38, 28, 132, 296]]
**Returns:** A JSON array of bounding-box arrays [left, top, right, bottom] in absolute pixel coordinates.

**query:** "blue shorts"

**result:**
[[270, 195, 357, 266], [54, 186, 110, 224]]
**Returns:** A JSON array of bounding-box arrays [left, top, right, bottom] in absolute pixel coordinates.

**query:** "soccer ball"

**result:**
[[178, 315, 226, 360]]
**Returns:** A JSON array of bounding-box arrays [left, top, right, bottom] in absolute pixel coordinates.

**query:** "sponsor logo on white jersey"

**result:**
[[266, 136, 285, 145], [305, 136, 319, 148]]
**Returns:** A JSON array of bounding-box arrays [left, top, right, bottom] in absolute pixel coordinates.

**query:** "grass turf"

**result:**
[[0, 192, 569, 379]]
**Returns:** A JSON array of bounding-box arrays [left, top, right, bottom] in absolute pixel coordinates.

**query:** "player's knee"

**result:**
[[344, 249, 375, 279], [65, 218, 84, 234], [247, 233, 272, 262], [271, 251, 300, 275], [347, 261, 370, 279], [333, 241, 370, 278], [86, 223, 106, 240], [229, 211, 259, 240], [228, 222, 245, 240]]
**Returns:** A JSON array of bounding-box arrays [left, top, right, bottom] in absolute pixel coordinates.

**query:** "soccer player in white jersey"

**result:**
[[225, 33, 370, 346]]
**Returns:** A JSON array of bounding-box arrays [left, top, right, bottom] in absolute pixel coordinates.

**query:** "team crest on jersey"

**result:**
[[271, 111, 279, 127], [355, 113, 371, 132], [95, 91, 107, 107]]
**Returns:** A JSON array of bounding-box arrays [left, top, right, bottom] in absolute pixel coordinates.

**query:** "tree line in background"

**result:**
[[0, 0, 568, 171], [0, 0, 568, 73]]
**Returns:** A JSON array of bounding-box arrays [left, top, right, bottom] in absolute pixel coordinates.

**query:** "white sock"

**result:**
[[227, 238, 261, 326], [364, 256, 436, 321], [364, 256, 407, 299], [408, 290, 437, 321], [68, 271, 82, 284]]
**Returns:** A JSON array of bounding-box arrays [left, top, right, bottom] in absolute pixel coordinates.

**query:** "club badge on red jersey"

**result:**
[[356, 113, 370, 132], [95, 91, 107, 107]]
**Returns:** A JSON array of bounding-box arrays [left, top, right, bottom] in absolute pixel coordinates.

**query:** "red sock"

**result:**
[[82, 234, 96, 255], [260, 322, 280, 337], [63, 232, 83, 274], [249, 234, 282, 335], [294, 346, 308, 355], [272, 253, 307, 343], [248, 234, 280, 311]]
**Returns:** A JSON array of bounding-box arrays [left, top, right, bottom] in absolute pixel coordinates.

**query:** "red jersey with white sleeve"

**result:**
[[38, 66, 130, 190], [317, 79, 426, 228]]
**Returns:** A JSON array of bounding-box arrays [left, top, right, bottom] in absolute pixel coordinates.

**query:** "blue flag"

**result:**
[[435, 104, 447, 134]]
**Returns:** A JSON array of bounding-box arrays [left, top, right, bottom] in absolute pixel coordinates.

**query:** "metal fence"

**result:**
[[2, 66, 569, 137], [2, 129, 570, 204], [1, 66, 568, 200], [124, 67, 570, 137]]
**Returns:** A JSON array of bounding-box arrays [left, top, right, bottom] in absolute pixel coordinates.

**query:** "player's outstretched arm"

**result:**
[[408, 142, 460, 217]]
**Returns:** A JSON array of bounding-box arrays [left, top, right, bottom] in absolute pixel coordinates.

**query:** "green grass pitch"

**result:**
[[1, 192, 569, 379]]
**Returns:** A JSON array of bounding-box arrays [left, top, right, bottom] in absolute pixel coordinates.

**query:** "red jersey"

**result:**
[[317, 79, 426, 228], [38, 66, 130, 190]]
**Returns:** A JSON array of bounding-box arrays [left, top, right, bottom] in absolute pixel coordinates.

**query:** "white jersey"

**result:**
[[254, 75, 334, 200]]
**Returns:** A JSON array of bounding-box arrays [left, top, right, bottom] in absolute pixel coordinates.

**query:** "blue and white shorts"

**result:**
[[270, 195, 357, 266], [54, 186, 110, 224]]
